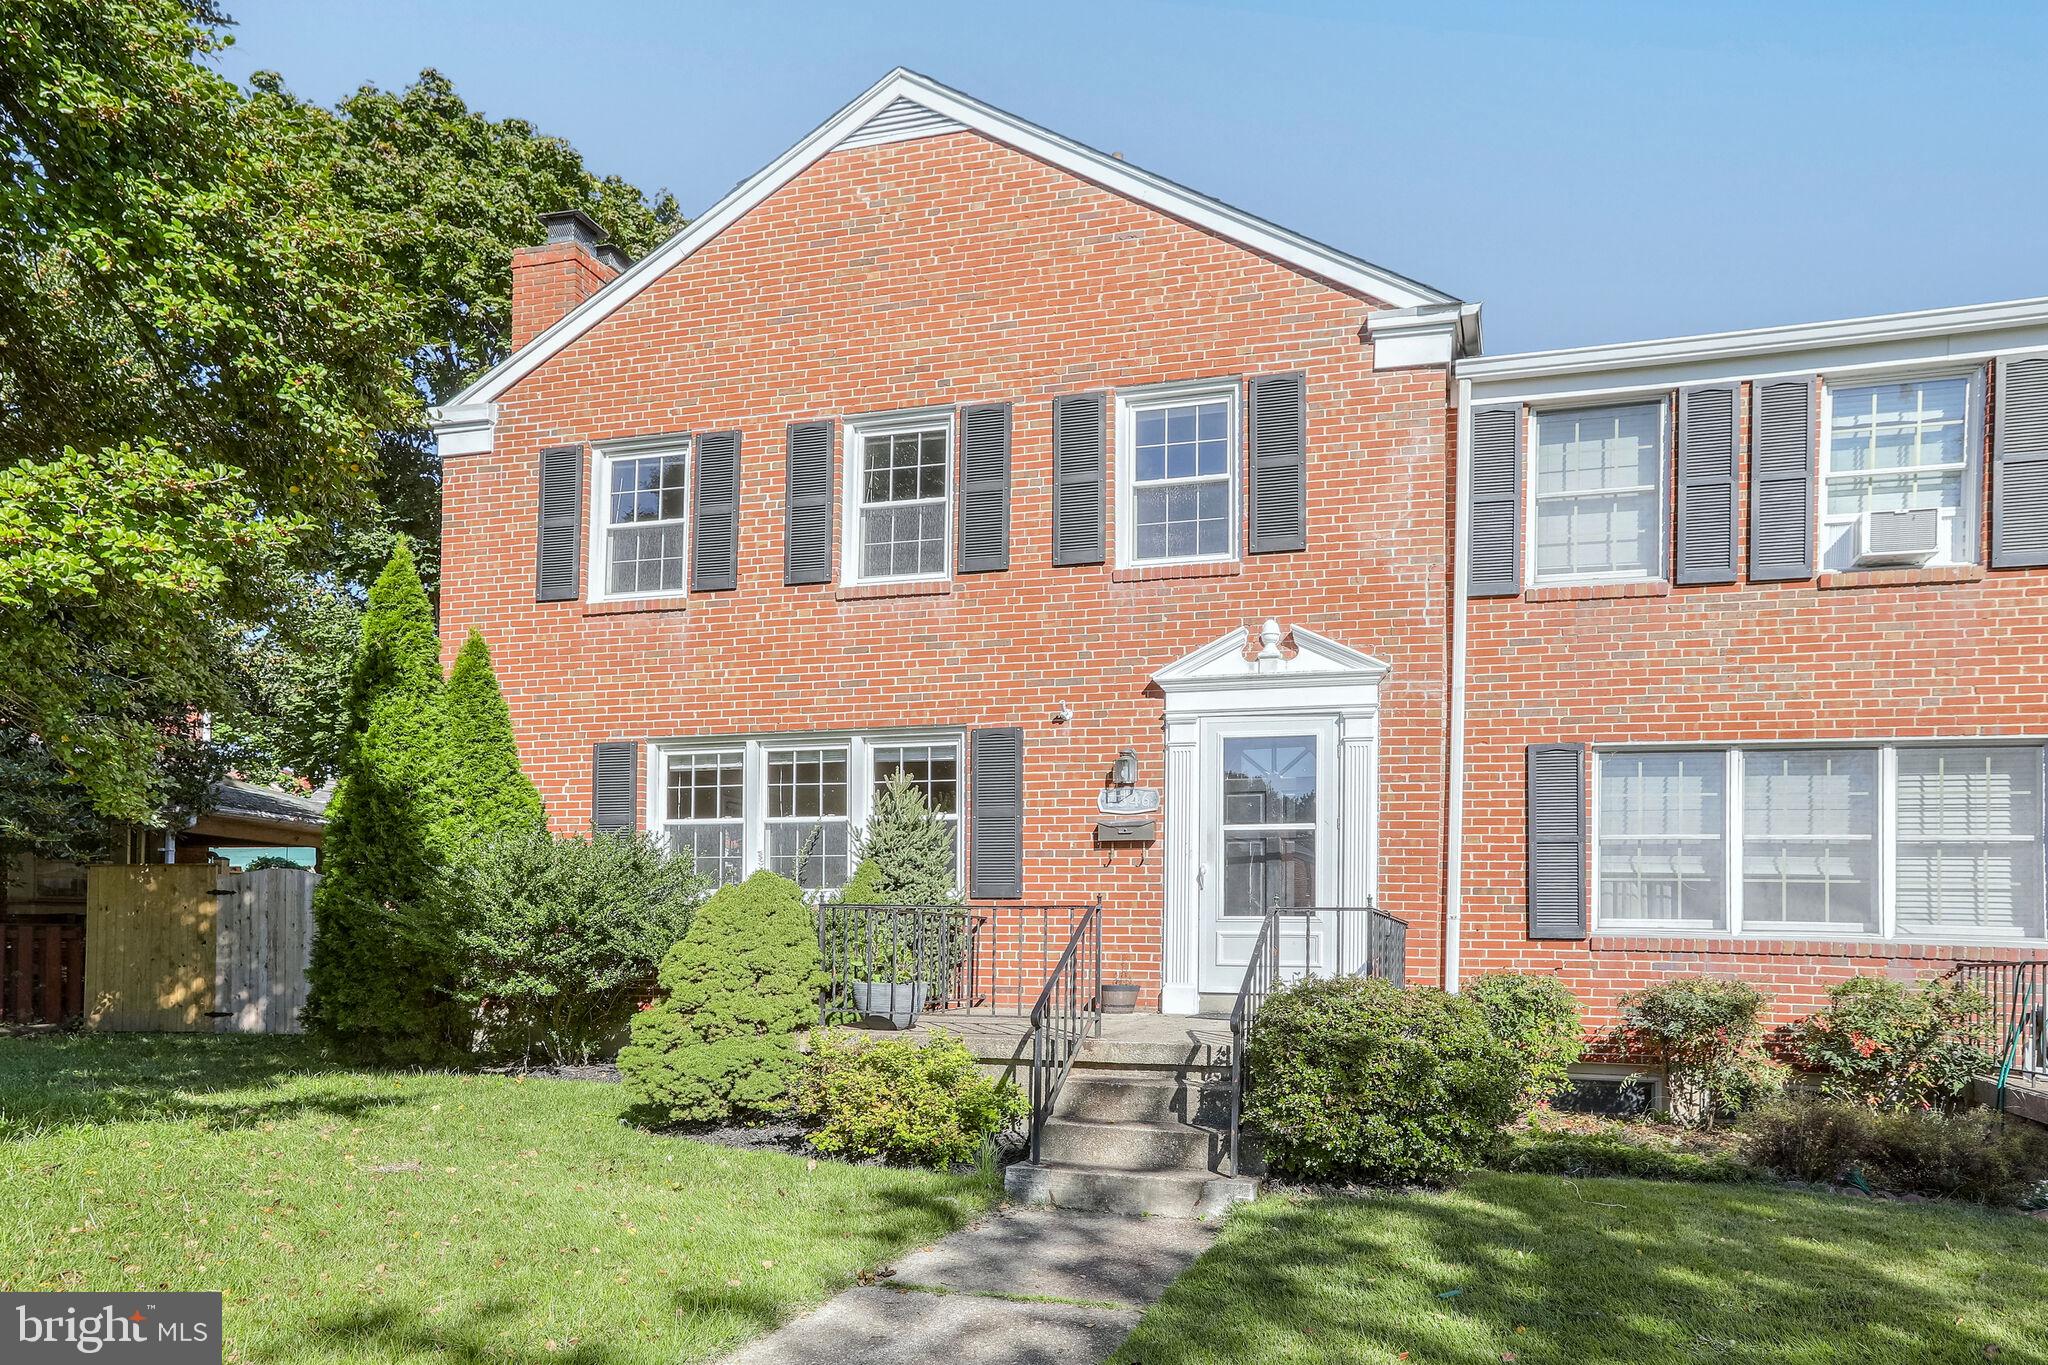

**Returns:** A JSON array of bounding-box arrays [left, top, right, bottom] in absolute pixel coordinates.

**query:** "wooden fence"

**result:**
[[84, 864, 318, 1033], [1, 917, 86, 1025]]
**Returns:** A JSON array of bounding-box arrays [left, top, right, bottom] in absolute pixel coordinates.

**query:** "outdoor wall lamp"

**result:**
[[1111, 748, 1139, 787]]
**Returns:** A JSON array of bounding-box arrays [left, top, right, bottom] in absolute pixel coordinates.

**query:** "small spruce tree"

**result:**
[[852, 772, 959, 904], [303, 539, 466, 1062], [618, 871, 825, 1124], [443, 630, 544, 842]]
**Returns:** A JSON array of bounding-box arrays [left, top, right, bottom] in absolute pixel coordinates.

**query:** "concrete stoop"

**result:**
[[1004, 1034, 1259, 1219]]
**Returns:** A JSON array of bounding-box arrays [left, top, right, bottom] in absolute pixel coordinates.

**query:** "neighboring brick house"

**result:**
[[1453, 301, 2048, 1058], [433, 68, 2048, 1049], [432, 70, 1475, 1014]]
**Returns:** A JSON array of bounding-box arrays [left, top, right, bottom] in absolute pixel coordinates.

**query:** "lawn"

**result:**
[[0, 1033, 996, 1363], [1111, 1172, 2048, 1365]]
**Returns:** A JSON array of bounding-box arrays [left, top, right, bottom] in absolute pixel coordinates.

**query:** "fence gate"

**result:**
[[1, 917, 86, 1025], [213, 868, 317, 1034]]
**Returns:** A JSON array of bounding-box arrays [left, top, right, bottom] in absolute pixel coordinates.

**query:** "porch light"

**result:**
[[1112, 749, 1139, 787]]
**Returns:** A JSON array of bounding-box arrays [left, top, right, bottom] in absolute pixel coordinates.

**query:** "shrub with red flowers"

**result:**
[[1787, 975, 1991, 1113], [1619, 977, 1787, 1130]]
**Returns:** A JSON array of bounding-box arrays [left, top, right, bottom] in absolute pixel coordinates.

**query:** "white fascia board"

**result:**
[[452, 69, 1460, 407], [1462, 295, 2048, 404], [431, 401, 499, 457], [1366, 302, 1479, 369]]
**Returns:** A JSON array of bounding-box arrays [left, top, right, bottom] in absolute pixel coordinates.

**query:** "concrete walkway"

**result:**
[[717, 1208, 1216, 1365]]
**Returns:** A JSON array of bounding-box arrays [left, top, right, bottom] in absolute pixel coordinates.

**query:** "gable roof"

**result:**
[[444, 68, 1460, 410]]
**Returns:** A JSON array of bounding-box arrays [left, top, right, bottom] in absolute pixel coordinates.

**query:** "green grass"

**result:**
[[1111, 1173, 2048, 1365], [0, 1033, 996, 1363]]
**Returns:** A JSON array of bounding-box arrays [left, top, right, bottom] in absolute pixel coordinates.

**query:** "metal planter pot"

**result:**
[[1101, 983, 1140, 1014], [849, 980, 928, 1029]]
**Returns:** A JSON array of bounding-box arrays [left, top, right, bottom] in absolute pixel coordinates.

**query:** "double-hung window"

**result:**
[[593, 442, 690, 598], [653, 733, 964, 896], [1820, 373, 1979, 570], [1593, 743, 2046, 943], [766, 746, 851, 890], [662, 750, 743, 885], [1529, 401, 1666, 584], [845, 414, 950, 583], [1117, 381, 1239, 567]]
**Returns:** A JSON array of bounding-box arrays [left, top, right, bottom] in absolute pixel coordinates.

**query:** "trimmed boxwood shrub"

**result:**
[[1465, 971, 1585, 1107], [1243, 975, 1524, 1185], [618, 871, 825, 1124], [797, 1029, 1025, 1168]]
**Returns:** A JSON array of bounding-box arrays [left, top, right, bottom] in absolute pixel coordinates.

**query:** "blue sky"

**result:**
[[215, 1, 2047, 353]]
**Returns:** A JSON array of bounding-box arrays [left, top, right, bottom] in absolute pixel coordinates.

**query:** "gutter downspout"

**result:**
[[1445, 374, 1473, 992]]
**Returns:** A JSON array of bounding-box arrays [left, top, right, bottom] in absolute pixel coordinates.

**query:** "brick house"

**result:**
[[433, 69, 2048, 1054]]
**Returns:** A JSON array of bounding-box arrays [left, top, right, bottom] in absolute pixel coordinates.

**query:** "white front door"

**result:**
[[1195, 718, 1337, 995]]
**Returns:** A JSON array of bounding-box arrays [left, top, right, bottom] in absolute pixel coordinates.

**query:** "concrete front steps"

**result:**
[[1001, 1027, 1259, 1219]]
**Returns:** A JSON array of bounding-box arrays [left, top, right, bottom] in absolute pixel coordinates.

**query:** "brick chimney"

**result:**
[[510, 209, 628, 350]]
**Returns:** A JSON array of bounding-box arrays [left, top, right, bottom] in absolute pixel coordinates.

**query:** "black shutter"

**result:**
[[784, 420, 834, 585], [1526, 743, 1588, 940], [1051, 392, 1105, 566], [1994, 356, 2048, 568], [592, 742, 639, 833], [1748, 377, 1816, 581], [969, 727, 1024, 899], [1467, 406, 1522, 596], [957, 402, 1012, 573], [1247, 372, 1308, 553], [536, 445, 583, 602], [1676, 386, 1740, 585], [693, 429, 741, 592]]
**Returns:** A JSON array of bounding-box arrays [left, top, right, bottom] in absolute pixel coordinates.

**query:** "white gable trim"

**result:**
[[836, 95, 967, 149], [441, 69, 1458, 412]]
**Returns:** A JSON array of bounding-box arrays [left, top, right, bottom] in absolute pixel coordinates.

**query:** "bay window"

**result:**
[[1593, 743, 2046, 943]]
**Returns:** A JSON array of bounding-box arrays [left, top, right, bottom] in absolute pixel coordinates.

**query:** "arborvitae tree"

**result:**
[[302, 539, 466, 1061], [618, 871, 825, 1124], [443, 630, 544, 842], [852, 772, 960, 904]]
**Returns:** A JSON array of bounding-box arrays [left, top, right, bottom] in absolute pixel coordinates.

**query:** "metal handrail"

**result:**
[[1943, 959, 2048, 1110], [1023, 898, 1104, 1164], [815, 902, 1097, 1026], [1227, 904, 1408, 1177]]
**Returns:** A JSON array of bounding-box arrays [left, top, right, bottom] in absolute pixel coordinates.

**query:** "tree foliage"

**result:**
[[443, 630, 544, 841], [303, 540, 466, 1062], [0, 5, 679, 840]]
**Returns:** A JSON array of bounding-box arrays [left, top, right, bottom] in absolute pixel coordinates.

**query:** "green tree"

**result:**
[[619, 872, 826, 1125], [443, 630, 544, 841], [0, 0, 415, 846], [303, 540, 465, 1062], [851, 772, 960, 904], [245, 68, 681, 589]]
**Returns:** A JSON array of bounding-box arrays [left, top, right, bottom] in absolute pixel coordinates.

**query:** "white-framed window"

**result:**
[[1592, 742, 2046, 945], [590, 440, 690, 599], [661, 749, 743, 886], [1820, 370, 1981, 570], [843, 411, 951, 584], [1528, 400, 1667, 584], [649, 731, 964, 896], [1116, 379, 1240, 567]]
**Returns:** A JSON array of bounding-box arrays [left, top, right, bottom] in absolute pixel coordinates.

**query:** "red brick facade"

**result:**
[[440, 80, 2046, 1042], [439, 128, 1455, 1007], [1459, 369, 2048, 1039]]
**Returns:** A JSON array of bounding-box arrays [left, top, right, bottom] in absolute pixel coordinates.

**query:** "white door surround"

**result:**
[[1154, 620, 1389, 1015]]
